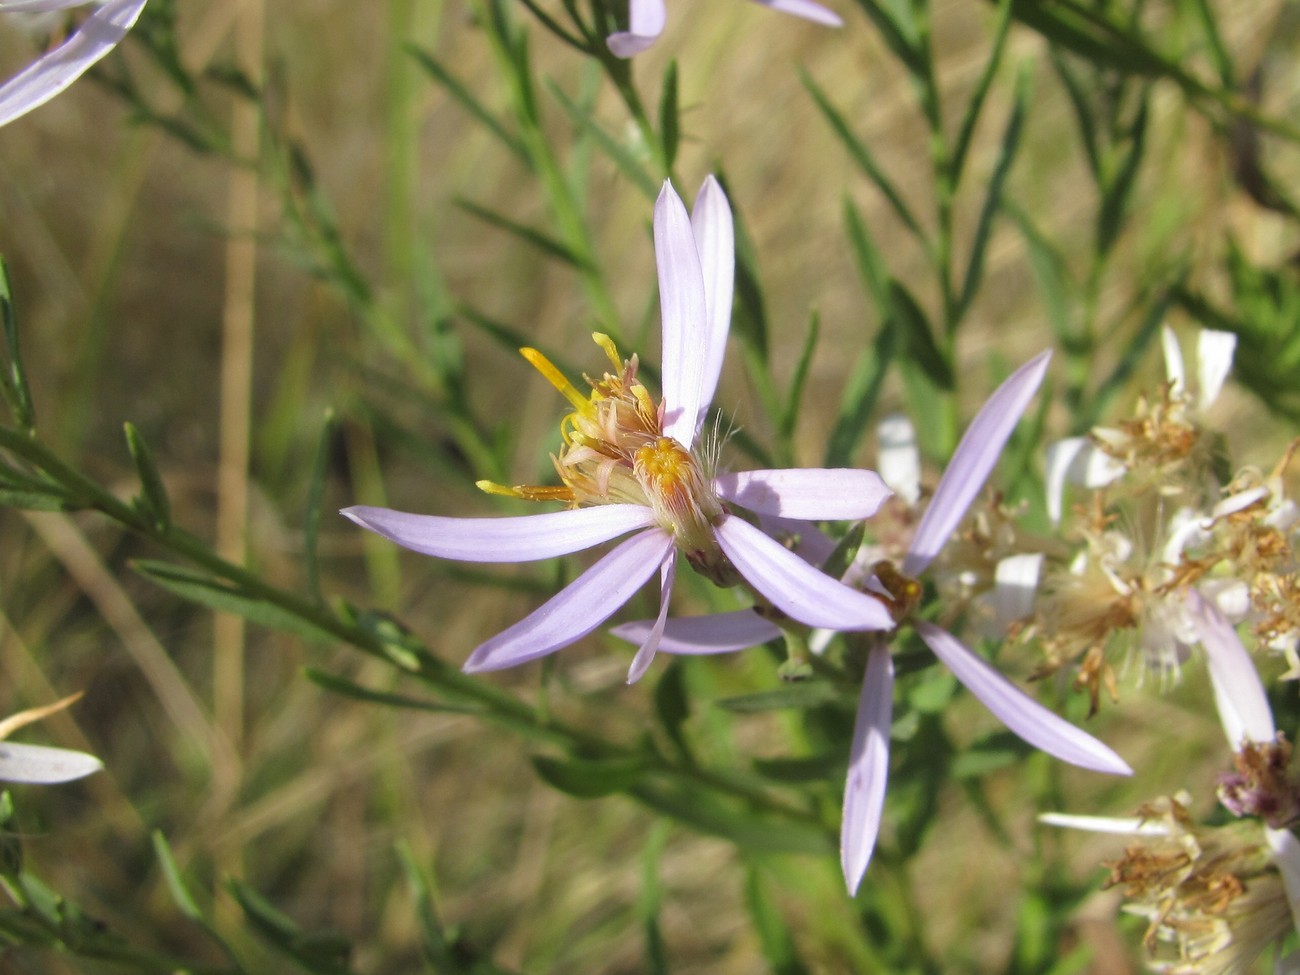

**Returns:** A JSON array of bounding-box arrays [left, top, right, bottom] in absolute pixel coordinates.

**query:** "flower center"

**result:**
[[477, 334, 729, 574]]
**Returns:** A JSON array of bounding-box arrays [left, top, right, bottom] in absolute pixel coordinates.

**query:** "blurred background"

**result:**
[[0, 0, 1298, 971]]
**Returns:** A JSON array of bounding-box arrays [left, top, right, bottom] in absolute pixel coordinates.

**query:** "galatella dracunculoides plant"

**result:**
[[344, 178, 897, 683]]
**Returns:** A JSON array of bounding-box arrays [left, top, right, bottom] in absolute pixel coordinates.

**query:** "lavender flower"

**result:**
[[0, 0, 147, 128], [607, 0, 841, 57], [614, 352, 1132, 893], [344, 178, 894, 682]]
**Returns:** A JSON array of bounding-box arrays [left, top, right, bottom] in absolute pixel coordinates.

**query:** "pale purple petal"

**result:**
[[750, 0, 843, 25], [1038, 812, 1173, 836], [0, 1, 95, 11], [1044, 437, 1126, 524], [1184, 589, 1275, 746], [713, 515, 892, 631], [714, 468, 891, 520], [606, 0, 665, 57], [1197, 329, 1236, 411], [655, 181, 709, 448], [877, 414, 921, 506], [842, 642, 892, 894], [915, 620, 1132, 775], [627, 551, 677, 683], [464, 530, 673, 672], [0, 0, 147, 128], [612, 608, 782, 654], [1266, 827, 1300, 937], [341, 503, 655, 563], [690, 175, 734, 415], [903, 351, 1051, 577], [0, 741, 101, 783]]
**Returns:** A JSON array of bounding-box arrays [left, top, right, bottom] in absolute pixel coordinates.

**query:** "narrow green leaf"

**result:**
[[1006, 202, 1075, 344], [133, 560, 337, 645], [652, 660, 692, 761], [824, 326, 894, 468], [1096, 94, 1150, 258], [889, 281, 953, 390], [843, 198, 891, 314], [803, 73, 928, 246], [395, 842, 456, 974], [0, 489, 71, 511], [638, 823, 671, 975], [304, 668, 479, 715], [408, 47, 529, 163], [949, 0, 1015, 187], [731, 199, 770, 360], [0, 258, 34, 430], [455, 197, 587, 268], [1049, 52, 1100, 181], [955, 65, 1030, 326], [779, 311, 820, 444], [658, 59, 679, 171], [715, 682, 839, 713], [123, 422, 171, 531], [228, 879, 354, 975], [151, 832, 203, 922], [548, 82, 658, 199], [632, 782, 831, 855], [744, 865, 809, 975], [751, 752, 842, 783], [532, 754, 650, 798]]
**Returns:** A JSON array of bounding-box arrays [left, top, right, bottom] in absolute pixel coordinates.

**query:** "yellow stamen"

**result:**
[[475, 480, 575, 503], [592, 332, 623, 372], [520, 348, 589, 412]]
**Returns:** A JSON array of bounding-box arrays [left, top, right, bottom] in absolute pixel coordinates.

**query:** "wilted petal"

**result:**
[[1266, 827, 1300, 936], [655, 181, 709, 448], [1161, 324, 1187, 395], [464, 530, 673, 672], [842, 642, 892, 894], [903, 351, 1050, 577], [627, 551, 677, 683], [915, 620, 1132, 775], [341, 503, 655, 563], [877, 414, 921, 506], [1184, 588, 1275, 746], [690, 175, 734, 415], [1044, 436, 1126, 524], [0, 0, 147, 128], [751, 0, 843, 25], [611, 608, 781, 654], [1038, 812, 1173, 836], [0, 741, 101, 784], [1198, 329, 1236, 411], [714, 468, 891, 520], [993, 553, 1043, 632], [714, 515, 892, 630], [606, 0, 665, 56]]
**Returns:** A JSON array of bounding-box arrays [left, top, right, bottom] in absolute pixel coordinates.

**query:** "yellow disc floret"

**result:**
[[483, 335, 730, 581]]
